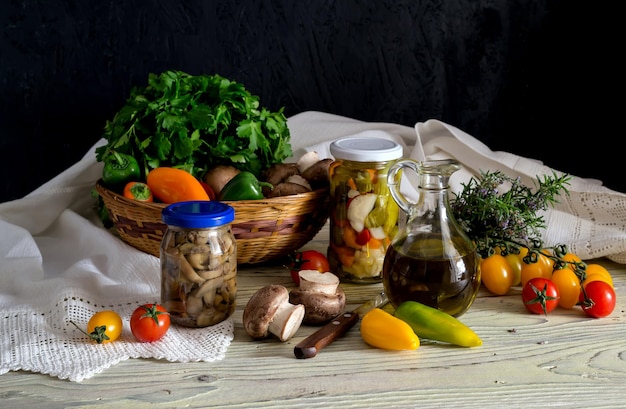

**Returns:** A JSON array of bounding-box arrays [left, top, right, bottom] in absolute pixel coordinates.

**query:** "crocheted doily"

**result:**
[[0, 288, 234, 382]]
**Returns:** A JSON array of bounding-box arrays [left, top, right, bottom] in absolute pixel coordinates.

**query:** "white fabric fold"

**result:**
[[1, 110, 624, 381]]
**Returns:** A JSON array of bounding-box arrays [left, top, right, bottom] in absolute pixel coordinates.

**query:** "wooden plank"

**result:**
[[2, 225, 625, 408]]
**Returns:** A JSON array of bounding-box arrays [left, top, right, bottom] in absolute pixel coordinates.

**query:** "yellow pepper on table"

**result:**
[[360, 308, 420, 351]]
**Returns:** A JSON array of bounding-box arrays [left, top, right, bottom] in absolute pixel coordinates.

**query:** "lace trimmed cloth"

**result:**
[[1, 111, 624, 382], [1, 289, 233, 382]]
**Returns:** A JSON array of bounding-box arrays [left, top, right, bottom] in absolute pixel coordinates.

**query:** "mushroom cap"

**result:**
[[289, 285, 346, 325], [243, 284, 290, 339]]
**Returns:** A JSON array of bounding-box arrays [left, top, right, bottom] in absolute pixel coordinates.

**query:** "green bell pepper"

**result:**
[[218, 171, 273, 201], [102, 151, 141, 186]]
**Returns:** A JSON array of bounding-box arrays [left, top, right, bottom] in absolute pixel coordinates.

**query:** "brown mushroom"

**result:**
[[289, 270, 346, 325], [242, 285, 305, 341], [266, 181, 311, 197], [203, 165, 241, 196], [263, 163, 300, 186], [301, 158, 332, 189]]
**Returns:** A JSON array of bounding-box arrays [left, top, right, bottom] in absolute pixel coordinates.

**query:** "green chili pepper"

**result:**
[[218, 171, 273, 201], [393, 301, 482, 347], [102, 151, 141, 186]]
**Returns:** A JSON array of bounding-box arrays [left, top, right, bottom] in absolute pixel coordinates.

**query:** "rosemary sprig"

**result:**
[[450, 170, 571, 260]]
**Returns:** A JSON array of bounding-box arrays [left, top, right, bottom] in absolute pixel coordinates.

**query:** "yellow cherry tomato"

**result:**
[[551, 268, 581, 309], [87, 310, 123, 344], [520, 260, 552, 288], [504, 253, 523, 287], [480, 254, 514, 295], [582, 263, 614, 288], [561, 252, 583, 271], [537, 251, 555, 274]]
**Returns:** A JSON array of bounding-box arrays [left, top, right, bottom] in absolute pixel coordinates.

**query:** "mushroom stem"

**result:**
[[268, 303, 305, 342], [242, 284, 305, 342]]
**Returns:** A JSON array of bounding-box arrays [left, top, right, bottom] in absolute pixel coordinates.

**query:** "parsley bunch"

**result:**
[[450, 170, 571, 259], [95, 70, 292, 180]]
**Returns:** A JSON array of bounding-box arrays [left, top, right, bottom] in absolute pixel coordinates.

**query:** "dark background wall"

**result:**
[[1, 0, 622, 203]]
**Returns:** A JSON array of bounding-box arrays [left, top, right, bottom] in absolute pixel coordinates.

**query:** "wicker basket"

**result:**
[[95, 179, 330, 264]]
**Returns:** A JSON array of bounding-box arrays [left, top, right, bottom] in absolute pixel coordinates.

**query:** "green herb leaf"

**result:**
[[95, 70, 292, 180], [450, 170, 571, 258]]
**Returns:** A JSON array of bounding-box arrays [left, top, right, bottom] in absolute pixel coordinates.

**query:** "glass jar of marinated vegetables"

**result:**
[[160, 201, 237, 328], [328, 136, 403, 284]]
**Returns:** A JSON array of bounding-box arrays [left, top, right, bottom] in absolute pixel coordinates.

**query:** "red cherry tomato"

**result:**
[[287, 250, 331, 285], [130, 303, 171, 342], [521, 277, 560, 315], [579, 280, 616, 318]]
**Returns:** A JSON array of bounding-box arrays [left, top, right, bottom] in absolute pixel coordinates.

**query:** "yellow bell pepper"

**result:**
[[360, 308, 420, 351], [393, 301, 482, 347]]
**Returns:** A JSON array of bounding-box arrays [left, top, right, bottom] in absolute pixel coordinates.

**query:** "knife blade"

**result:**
[[294, 291, 389, 359]]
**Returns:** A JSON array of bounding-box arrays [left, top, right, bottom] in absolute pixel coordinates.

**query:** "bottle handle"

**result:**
[[387, 159, 421, 215]]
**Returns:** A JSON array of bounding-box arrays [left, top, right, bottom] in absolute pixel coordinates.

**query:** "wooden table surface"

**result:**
[[2, 226, 626, 409]]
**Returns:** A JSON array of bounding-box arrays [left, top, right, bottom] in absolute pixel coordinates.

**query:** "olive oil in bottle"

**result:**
[[382, 159, 481, 317], [382, 234, 480, 317]]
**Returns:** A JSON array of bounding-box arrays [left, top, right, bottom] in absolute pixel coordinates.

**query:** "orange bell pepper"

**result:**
[[147, 167, 210, 204]]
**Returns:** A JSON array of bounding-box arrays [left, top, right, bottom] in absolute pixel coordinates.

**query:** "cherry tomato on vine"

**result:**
[[86, 310, 123, 344], [521, 277, 560, 315], [538, 251, 555, 273], [579, 280, 616, 318], [480, 254, 514, 295], [561, 252, 582, 271], [582, 264, 614, 288], [520, 260, 551, 288], [504, 254, 523, 287], [287, 250, 331, 285], [551, 267, 581, 309], [130, 303, 171, 342]]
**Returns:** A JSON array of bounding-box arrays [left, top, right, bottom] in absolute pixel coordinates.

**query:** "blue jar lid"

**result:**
[[162, 201, 235, 228]]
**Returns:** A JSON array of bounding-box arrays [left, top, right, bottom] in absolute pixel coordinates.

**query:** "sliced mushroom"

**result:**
[[289, 270, 346, 325], [286, 174, 312, 191], [242, 285, 305, 341]]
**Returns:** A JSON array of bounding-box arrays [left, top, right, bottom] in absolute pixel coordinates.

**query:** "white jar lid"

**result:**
[[330, 135, 403, 162]]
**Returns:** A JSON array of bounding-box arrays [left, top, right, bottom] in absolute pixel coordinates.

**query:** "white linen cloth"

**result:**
[[1, 111, 624, 382]]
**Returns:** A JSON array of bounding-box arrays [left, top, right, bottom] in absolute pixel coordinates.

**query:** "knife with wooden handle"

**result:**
[[294, 291, 389, 359]]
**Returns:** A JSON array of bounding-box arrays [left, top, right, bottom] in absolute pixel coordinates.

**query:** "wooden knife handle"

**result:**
[[293, 311, 360, 359]]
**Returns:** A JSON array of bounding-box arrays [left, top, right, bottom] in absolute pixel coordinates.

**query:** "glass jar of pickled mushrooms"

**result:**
[[328, 136, 403, 284], [160, 201, 237, 328]]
